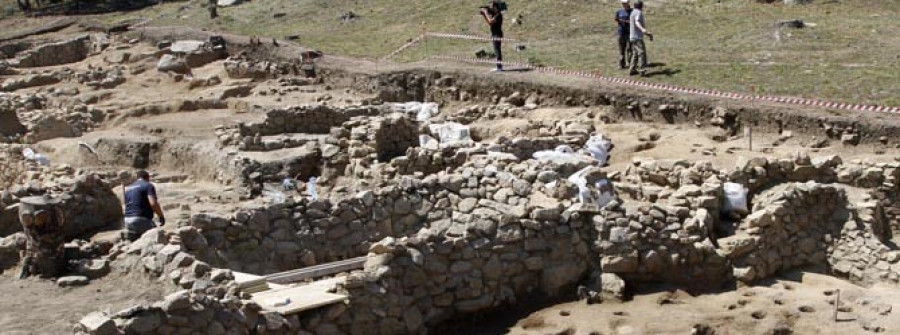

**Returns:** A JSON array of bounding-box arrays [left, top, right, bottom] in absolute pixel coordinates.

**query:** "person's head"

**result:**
[[136, 170, 150, 182], [490, 0, 501, 11], [621, 0, 631, 10], [634, 0, 643, 10]]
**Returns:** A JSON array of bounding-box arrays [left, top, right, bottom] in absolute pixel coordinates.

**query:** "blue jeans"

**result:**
[[124, 216, 155, 241]]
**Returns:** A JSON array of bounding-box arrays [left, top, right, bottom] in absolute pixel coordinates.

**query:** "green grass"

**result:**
[[0, 0, 20, 21], [7, 0, 900, 105]]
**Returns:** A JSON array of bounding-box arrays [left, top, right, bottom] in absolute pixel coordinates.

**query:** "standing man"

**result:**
[[481, 0, 505, 72], [208, 0, 218, 19], [123, 171, 165, 241], [615, 0, 633, 69], [629, 0, 652, 76]]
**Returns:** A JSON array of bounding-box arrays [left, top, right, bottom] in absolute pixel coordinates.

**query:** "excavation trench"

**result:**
[[5, 27, 898, 335]]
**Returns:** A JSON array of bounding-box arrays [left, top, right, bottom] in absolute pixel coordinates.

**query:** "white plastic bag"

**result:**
[[596, 179, 615, 207], [428, 122, 472, 147], [723, 182, 749, 215], [22, 147, 50, 166], [419, 135, 440, 150], [568, 167, 616, 207], [585, 134, 613, 166], [391, 102, 438, 122], [555, 145, 574, 154], [308, 177, 319, 201]]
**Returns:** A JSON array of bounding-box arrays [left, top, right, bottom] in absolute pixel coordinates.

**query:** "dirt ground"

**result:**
[[498, 272, 900, 335], [0, 267, 168, 335]]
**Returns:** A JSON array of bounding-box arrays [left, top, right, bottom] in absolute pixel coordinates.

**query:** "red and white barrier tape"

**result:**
[[425, 32, 517, 43], [382, 35, 426, 60], [430, 55, 900, 114], [383, 32, 518, 60]]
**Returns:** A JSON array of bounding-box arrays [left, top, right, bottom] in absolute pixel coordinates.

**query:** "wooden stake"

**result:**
[[748, 125, 753, 152], [833, 289, 841, 322]]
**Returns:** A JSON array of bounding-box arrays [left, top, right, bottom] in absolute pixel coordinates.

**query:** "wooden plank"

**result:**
[[251, 285, 348, 315], [265, 257, 366, 284]]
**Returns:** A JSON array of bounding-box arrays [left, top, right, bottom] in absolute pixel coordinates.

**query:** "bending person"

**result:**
[[123, 170, 165, 241]]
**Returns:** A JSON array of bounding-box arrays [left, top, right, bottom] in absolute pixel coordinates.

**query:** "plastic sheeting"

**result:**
[[428, 122, 473, 147], [568, 167, 616, 207], [22, 147, 50, 166], [419, 135, 440, 150], [585, 134, 613, 167], [390, 102, 439, 122]]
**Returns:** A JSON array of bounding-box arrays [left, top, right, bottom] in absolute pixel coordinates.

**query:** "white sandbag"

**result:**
[[419, 135, 440, 150], [391, 102, 439, 122], [585, 134, 613, 166], [723, 182, 749, 215], [22, 147, 50, 166], [555, 145, 574, 154], [533, 150, 574, 162], [567, 167, 616, 207], [596, 179, 615, 207], [429, 122, 473, 147], [22, 147, 35, 160]]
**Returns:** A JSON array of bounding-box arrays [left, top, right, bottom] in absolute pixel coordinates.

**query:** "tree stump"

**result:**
[[18, 195, 65, 278]]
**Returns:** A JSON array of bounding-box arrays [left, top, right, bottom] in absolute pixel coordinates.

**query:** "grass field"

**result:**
[[3, 0, 899, 106]]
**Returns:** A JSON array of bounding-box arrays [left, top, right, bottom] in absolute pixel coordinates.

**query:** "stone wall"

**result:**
[[189, 185, 432, 275], [242, 105, 382, 137], [15, 35, 90, 68], [720, 183, 849, 283]]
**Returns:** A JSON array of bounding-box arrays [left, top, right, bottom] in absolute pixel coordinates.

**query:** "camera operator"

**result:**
[[480, 0, 505, 72]]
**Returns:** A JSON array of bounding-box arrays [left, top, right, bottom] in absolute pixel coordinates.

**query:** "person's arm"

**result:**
[[147, 185, 165, 225], [482, 10, 496, 25], [635, 16, 649, 34], [615, 12, 626, 24]]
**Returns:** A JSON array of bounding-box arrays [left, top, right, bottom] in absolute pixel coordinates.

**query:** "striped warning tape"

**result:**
[[383, 32, 519, 60], [381, 35, 426, 60], [425, 32, 518, 43], [430, 55, 900, 114]]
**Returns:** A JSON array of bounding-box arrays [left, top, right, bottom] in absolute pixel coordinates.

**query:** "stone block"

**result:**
[[77, 312, 116, 335]]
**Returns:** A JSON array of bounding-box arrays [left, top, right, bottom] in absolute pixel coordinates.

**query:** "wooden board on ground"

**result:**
[[251, 285, 348, 315]]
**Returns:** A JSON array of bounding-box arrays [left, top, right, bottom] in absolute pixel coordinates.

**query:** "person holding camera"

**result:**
[[629, 0, 652, 76], [481, 0, 505, 72]]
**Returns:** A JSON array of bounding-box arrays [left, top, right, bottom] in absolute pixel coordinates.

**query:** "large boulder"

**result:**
[[157, 54, 190, 74]]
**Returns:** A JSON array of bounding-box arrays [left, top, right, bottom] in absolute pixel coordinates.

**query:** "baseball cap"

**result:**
[[620, 0, 629, 3]]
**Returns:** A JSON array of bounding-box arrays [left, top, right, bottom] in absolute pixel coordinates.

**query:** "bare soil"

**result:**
[[0, 267, 167, 335]]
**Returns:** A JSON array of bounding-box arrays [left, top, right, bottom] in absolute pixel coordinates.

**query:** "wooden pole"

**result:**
[[748, 125, 753, 152], [833, 289, 840, 322], [18, 195, 65, 278]]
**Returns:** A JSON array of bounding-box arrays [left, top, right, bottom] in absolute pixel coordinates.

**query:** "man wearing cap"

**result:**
[[614, 0, 633, 69], [629, 0, 652, 76]]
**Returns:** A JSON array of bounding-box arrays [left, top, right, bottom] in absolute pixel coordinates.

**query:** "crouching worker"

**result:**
[[123, 170, 166, 241]]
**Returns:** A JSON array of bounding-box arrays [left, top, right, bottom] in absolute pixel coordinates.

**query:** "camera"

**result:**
[[479, 1, 507, 13]]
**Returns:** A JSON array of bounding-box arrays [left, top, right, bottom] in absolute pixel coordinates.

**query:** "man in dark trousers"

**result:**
[[481, 0, 505, 72], [123, 171, 166, 241], [614, 0, 633, 69]]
